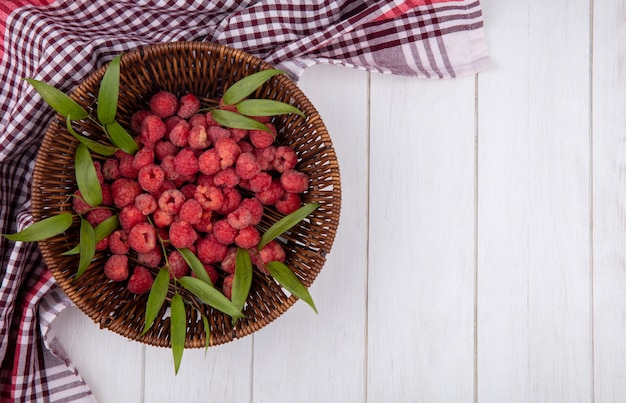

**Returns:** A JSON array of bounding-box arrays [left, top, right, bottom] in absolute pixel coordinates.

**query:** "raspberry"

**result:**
[[254, 146, 276, 171], [127, 266, 154, 294], [249, 125, 275, 149], [240, 198, 264, 225], [174, 148, 199, 176], [128, 222, 157, 253], [132, 148, 155, 171], [95, 236, 109, 252], [235, 152, 261, 180], [104, 254, 129, 281], [149, 91, 178, 119], [164, 116, 184, 133], [198, 149, 221, 175], [179, 184, 196, 201], [222, 274, 234, 300], [119, 204, 147, 231], [214, 167, 239, 188], [197, 234, 228, 264], [212, 219, 237, 245], [109, 230, 130, 254], [205, 112, 219, 126], [207, 126, 230, 144], [196, 174, 215, 187], [201, 264, 220, 285], [280, 169, 309, 193], [252, 115, 272, 124], [215, 186, 242, 215], [189, 113, 207, 128], [237, 140, 254, 154], [229, 128, 248, 142], [160, 155, 180, 181], [193, 210, 213, 233], [255, 178, 285, 205], [227, 207, 252, 229], [137, 247, 162, 268], [111, 178, 142, 208], [221, 247, 237, 274], [152, 209, 173, 228], [72, 190, 91, 214], [273, 146, 298, 173], [235, 225, 260, 249], [93, 161, 105, 185], [169, 121, 190, 147], [141, 115, 167, 143], [167, 250, 190, 279], [215, 138, 241, 169], [178, 199, 203, 224], [155, 140, 178, 161], [101, 183, 113, 206], [247, 172, 272, 193], [258, 240, 286, 265], [158, 189, 185, 214], [188, 126, 210, 149], [134, 193, 158, 215], [177, 94, 201, 119], [137, 164, 165, 193], [86, 208, 113, 227], [151, 180, 176, 200], [169, 221, 198, 249], [102, 158, 121, 180], [130, 110, 153, 135], [194, 185, 224, 211], [275, 192, 301, 215], [119, 153, 139, 179]]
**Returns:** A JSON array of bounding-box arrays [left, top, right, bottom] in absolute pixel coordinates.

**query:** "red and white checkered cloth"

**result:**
[[0, 0, 489, 400]]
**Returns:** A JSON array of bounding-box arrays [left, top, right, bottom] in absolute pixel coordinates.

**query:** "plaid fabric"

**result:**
[[0, 0, 489, 400]]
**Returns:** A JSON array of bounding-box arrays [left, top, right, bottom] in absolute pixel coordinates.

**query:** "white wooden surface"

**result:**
[[51, 1, 626, 402]]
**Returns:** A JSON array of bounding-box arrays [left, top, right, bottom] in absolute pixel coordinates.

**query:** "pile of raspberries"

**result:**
[[72, 91, 308, 297]]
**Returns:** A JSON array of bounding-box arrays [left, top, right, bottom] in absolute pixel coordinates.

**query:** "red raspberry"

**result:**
[[158, 189, 185, 214], [128, 222, 157, 253], [194, 185, 224, 211], [188, 126, 210, 149], [151, 180, 176, 201], [235, 152, 261, 180], [227, 207, 252, 229], [102, 158, 121, 180], [104, 254, 129, 281], [196, 174, 215, 187], [153, 209, 174, 228], [221, 247, 237, 274], [86, 208, 113, 227], [130, 110, 153, 135], [132, 148, 155, 171], [177, 94, 201, 119], [193, 210, 214, 233], [215, 138, 241, 169], [235, 225, 260, 249], [169, 221, 198, 249], [214, 167, 239, 188], [197, 234, 228, 264], [212, 219, 237, 245], [273, 146, 298, 173], [255, 178, 285, 205], [134, 193, 157, 215], [249, 124, 276, 149], [275, 192, 301, 215], [254, 146, 276, 171], [101, 183, 113, 206], [160, 155, 180, 181], [198, 149, 221, 176], [222, 274, 234, 300], [280, 169, 309, 193], [207, 126, 230, 144], [252, 115, 272, 124], [189, 113, 207, 128], [149, 91, 178, 119], [119, 153, 139, 179], [237, 140, 254, 154], [127, 266, 154, 294], [119, 204, 147, 231], [138, 164, 165, 193], [95, 236, 109, 252], [92, 161, 105, 185], [164, 116, 184, 133], [229, 128, 248, 142], [141, 115, 167, 143], [111, 178, 142, 208], [72, 190, 91, 214], [216, 186, 242, 216], [109, 230, 130, 254], [169, 121, 190, 147], [167, 250, 190, 279], [178, 199, 203, 224], [240, 198, 263, 225], [155, 140, 178, 161], [247, 172, 272, 193], [259, 240, 286, 265], [137, 247, 162, 268], [174, 148, 199, 176], [201, 264, 220, 285], [205, 112, 218, 126]]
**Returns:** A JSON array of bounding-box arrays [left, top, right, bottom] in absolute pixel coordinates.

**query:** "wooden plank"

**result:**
[[591, 0, 626, 401], [252, 64, 369, 403], [368, 72, 476, 402], [476, 1, 592, 402]]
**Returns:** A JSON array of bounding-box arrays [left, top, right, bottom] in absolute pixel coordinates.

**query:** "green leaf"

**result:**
[[178, 248, 213, 286], [142, 268, 170, 335], [232, 248, 253, 314], [24, 78, 89, 120], [211, 109, 272, 133], [62, 214, 119, 255], [75, 143, 103, 207], [258, 203, 320, 250], [179, 276, 244, 319], [236, 99, 304, 117], [66, 115, 117, 156], [266, 261, 317, 314], [75, 217, 95, 279], [2, 213, 73, 242], [97, 54, 121, 124], [202, 314, 211, 354], [170, 293, 186, 375], [222, 69, 286, 105], [105, 120, 138, 155]]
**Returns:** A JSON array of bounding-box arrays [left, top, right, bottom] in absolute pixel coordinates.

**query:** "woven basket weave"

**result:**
[[31, 42, 341, 348]]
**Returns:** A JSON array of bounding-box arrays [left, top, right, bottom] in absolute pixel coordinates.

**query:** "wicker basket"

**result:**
[[31, 42, 341, 348]]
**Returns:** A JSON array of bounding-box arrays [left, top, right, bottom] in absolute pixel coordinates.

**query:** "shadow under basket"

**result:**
[[31, 41, 341, 348]]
